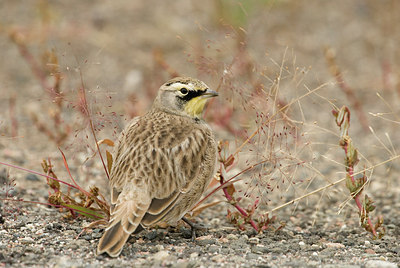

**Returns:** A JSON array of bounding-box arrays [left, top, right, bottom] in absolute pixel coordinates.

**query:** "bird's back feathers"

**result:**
[[97, 110, 216, 257]]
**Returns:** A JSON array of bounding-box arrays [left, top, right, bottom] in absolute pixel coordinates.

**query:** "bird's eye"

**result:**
[[180, 88, 188, 95]]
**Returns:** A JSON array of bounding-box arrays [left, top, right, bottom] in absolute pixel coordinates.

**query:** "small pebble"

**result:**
[[211, 255, 224, 263], [196, 239, 216, 246], [155, 244, 164, 251], [152, 250, 169, 262], [241, 234, 249, 240], [189, 252, 198, 259], [208, 245, 219, 253], [218, 237, 229, 243], [226, 234, 238, 240], [325, 242, 345, 248], [63, 230, 76, 236], [20, 237, 34, 244], [248, 237, 259, 244], [251, 245, 269, 254], [365, 248, 376, 254], [196, 235, 213, 241]]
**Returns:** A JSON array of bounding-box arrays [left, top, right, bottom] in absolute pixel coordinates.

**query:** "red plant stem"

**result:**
[[346, 155, 377, 236], [368, 218, 378, 236], [77, 84, 110, 181], [222, 187, 259, 232], [337, 107, 377, 237], [219, 165, 259, 232], [0, 161, 79, 190], [59, 148, 91, 197], [347, 165, 363, 211], [343, 136, 366, 218], [46, 159, 59, 193]]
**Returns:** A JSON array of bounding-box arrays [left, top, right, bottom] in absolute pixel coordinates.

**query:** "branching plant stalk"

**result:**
[[332, 105, 384, 238], [0, 160, 108, 220], [59, 148, 91, 197], [219, 167, 259, 232], [76, 71, 110, 181]]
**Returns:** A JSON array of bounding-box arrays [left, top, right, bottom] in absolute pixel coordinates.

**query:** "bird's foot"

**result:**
[[181, 217, 206, 241]]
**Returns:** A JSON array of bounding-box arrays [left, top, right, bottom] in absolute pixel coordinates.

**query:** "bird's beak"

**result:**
[[201, 89, 219, 98]]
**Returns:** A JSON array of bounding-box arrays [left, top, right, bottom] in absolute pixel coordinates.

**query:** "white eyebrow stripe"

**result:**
[[169, 82, 195, 91]]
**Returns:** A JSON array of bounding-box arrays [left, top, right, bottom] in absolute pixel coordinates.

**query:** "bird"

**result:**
[[97, 76, 218, 257]]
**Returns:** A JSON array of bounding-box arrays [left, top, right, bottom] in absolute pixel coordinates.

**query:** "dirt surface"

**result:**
[[1, 1, 400, 267], [0, 192, 399, 267]]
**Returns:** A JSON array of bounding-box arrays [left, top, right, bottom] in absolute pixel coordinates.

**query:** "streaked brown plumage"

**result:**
[[97, 77, 218, 257]]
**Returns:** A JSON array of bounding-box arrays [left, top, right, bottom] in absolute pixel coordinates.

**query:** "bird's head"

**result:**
[[152, 77, 218, 118]]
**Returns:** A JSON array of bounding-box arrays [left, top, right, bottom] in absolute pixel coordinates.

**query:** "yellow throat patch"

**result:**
[[184, 97, 208, 117]]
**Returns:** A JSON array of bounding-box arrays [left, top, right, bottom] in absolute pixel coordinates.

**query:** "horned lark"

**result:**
[[97, 77, 218, 257]]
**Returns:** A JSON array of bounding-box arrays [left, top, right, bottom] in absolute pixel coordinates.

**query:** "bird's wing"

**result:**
[[140, 127, 212, 226], [110, 115, 212, 225], [108, 116, 140, 203]]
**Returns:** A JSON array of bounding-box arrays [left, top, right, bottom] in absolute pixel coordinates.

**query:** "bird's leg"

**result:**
[[182, 217, 197, 241]]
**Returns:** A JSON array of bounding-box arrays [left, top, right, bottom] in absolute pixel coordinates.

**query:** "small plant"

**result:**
[[217, 141, 278, 232], [42, 157, 109, 221], [0, 158, 110, 225], [0, 169, 23, 221], [8, 29, 71, 146], [332, 105, 384, 239]]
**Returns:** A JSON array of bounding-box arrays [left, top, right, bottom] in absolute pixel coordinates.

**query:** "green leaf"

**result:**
[[64, 204, 104, 219]]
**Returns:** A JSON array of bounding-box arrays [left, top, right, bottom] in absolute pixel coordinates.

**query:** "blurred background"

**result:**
[[0, 0, 399, 222]]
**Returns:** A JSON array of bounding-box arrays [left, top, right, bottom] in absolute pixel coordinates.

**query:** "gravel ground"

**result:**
[[1, 173, 399, 267]]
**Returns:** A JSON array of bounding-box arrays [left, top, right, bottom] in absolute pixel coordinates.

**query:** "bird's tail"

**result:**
[[97, 197, 150, 257], [97, 221, 132, 257]]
